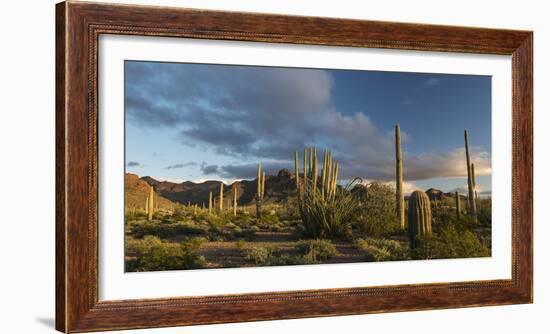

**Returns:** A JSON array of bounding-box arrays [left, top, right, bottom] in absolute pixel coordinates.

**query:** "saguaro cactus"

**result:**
[[294, 150, 300, 190], [455, 191, 461, 218], [464, 130, 477, 219], [208, 192, 212, 214], [219, 182, 224, 211], [147, 185, 155, 221], [407, 190, 432, 248], [471, 162, 480, 208], [261, 171, 266, 200], [256, 162, 262, 219], [233, 187, 238, 217], [395, 124, 405, 229]]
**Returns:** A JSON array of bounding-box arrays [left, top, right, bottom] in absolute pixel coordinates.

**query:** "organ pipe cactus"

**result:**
[[464, 130, 477, 219], [408, 190, 432, 248], [395, 124, 405, 229]]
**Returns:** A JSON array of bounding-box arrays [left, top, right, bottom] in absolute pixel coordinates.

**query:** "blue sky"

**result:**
[[125, 61, 491, 195]]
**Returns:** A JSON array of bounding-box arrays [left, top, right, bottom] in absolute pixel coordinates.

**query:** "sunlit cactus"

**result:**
[[464, 129, 477, 220], [233, 187, 238, 217], [219, 182, 224, 211], [208, 192, 212, 214], [261, 171, 266, 200], [408, 190, 432, 248], [147, 185, 155, 221], [395, 124, 405, 229], [294, 149, 300, 190], [256, 162, 262, 219], [455, 191, 461, 218]]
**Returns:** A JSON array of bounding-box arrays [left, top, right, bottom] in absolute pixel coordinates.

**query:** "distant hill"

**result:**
[[134, 169, 297, 207], [128, 171, 464, 209], [125, 173, 176, 211]]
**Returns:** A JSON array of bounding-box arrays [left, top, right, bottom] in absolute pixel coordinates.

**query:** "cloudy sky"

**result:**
[[125, 60, 491, 195]]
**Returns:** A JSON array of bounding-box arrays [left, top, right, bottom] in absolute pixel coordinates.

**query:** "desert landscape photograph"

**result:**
[[124, 61, 492, 272]]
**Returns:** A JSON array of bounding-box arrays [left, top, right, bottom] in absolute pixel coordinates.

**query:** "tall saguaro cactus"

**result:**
[[208, 192, 212, 214], [407, 190, 432, 248], [294, 150, 300, 190], [219, 182, 224, 211], [256, 162, 262, 220], [233, 187, 238, 217], [455, 191, 461, 218], [147, 185, 155, 221], [464, 130, 477, 219], [395, 124, 405, 229]]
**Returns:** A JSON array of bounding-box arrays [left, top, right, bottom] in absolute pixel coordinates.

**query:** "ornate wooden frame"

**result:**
[[56, 1, 533, 332]]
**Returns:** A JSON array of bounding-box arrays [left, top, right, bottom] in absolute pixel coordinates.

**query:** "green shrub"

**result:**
[[351, 183, 401, 238], [125, 236, 206, 271], [296, 239, 338, 262], [129, 221, 208, 239], [356, 238, 409, 261], [412, 223, 490, 260]]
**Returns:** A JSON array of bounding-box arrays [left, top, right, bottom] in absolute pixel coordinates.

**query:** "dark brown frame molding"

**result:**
[[56, 1, 533, 332]]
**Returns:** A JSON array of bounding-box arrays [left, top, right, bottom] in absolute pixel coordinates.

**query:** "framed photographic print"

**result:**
[[56, 1, 533, 332]]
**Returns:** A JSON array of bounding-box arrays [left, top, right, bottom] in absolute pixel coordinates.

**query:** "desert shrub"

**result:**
[[412, 223, 490, 260], [244, 246, 272, 265], [477, 198, 492, 228], [261, 213, 280, 226], [352, 183, 401, 238], [234, 226, 258, 241], [129, 221, 208, 239], [299, 179, 361, 239], [356, 238, 409, 262], [243, 240, 337, 267], [125, 236, 205, 271], [296, 239, 338, 262]]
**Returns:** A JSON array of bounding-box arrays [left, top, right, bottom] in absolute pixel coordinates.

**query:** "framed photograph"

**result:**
[[56, 1, 532, 332]]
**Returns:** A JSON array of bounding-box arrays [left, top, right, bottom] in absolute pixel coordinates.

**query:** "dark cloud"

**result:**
[[125, 62, 490, 181], [126, 161, 140, 167], [201, 164, 219, 175], [164, 162, 197, 170]]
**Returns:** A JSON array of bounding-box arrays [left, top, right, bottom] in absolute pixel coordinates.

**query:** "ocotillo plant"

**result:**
[[219, 182, 224, 211], [455, 191, 461, 218], [147, 185, 155, 221], [233, 187, 238, 217], [312, 148, 318, 195], [208, 192, 212, 214], [408, 190, 432, 248], [464, 129, 477, 219], [395, 124, 405, 229]]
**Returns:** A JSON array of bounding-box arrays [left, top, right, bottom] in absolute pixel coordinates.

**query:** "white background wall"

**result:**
[[0, 0, 547, 333]]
